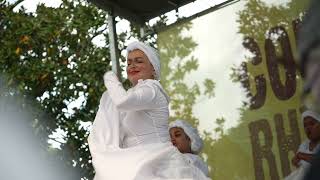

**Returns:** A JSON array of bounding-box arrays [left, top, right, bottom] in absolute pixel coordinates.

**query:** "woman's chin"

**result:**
[[129, 77, 141, 83], [129, 78, 138, 86]]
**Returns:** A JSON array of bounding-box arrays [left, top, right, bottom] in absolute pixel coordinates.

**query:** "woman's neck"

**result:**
[[309, 139, 320, 151]]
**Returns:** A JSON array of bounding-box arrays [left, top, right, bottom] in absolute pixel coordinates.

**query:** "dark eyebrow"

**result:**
[[134, 57, 144, 61], [127, 57, 144, 62]]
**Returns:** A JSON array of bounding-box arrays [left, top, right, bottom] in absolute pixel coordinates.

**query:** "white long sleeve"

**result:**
[[103, 71, 166, 111], [88, 72, 210, 180]]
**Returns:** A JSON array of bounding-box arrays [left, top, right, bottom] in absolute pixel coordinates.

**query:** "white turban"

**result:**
[[126, 41, 161, 80], [302, 110, 320, 123], [169, 120, 203, 154]]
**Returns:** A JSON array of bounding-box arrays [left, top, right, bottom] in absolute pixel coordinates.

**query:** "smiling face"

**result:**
[[169, 127, 192, 154], [126, 49, 155, 86], [304, 116, 320, 142]]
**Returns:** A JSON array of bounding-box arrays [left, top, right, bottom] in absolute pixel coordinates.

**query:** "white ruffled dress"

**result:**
[[88, 73, 210, 180]]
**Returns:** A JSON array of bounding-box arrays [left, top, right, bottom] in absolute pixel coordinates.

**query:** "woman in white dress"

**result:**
[[88, 41, 210, 180], [284, 110, 320, 180]]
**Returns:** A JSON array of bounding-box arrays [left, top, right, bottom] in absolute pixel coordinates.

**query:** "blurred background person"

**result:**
[[285, 110, 320, 180], [298, 0, 320, 179], [169, 119, 210, 177]]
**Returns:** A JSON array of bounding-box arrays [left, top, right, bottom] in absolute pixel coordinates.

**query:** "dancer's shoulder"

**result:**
[[136, 79, 162, 87]]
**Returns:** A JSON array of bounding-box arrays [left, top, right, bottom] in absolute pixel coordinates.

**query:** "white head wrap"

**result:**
[[126, 41, 161, 80], [302, 110, 320, 123], [169, 120, 203, 154]]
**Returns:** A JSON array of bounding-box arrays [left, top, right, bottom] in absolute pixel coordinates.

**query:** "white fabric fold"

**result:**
[[88, 91, 120, 151], [88, 71, 211, 180], [184, 154, 210, 177]]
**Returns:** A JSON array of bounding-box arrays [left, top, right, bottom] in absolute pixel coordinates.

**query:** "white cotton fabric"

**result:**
[[184, 154, 210, 177], [169, 120, 204, 154], [88, 71, 210, 180], [302, 110, 320, 123], [297, 139, 320, 167], [284, 166, 307, 180], [126, 41, 161, 80], [284, 139, 320, 180]]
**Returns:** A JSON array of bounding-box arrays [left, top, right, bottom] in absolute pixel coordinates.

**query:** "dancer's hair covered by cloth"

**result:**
[[169, 120, 204, 154], [126, 41, 161, 80]]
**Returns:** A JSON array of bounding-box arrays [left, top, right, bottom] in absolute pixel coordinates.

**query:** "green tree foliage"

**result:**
[[157, 21, 216, 179], [157, 22, 215, 126], [0, 0, 124, 178], [237, 0, 307, 44], [203, 0, 309, 179], [1, 0, 216, 179], [214, 117, 226, 137]]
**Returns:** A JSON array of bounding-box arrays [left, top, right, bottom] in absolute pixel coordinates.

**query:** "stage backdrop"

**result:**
[[157, 0, 309, 179]]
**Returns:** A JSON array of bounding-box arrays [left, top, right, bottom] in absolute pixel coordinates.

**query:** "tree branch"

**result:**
[[49, 137, 66, 145], [9, 0, 25, 11], [90, 26, 108, 41]]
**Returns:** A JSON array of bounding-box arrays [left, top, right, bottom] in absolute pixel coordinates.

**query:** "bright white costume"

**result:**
[[184, 154, 210, 177], [284, 110, 320, 180], [88, 42, 210, 180], [169, 120, 210, 177], [297, 139, 320, 167]]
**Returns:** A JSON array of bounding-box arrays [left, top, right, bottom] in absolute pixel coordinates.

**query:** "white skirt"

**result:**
[[91, 142, 210, 180], [284, 166, 309, 180], [88, 92, 210, 180]]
